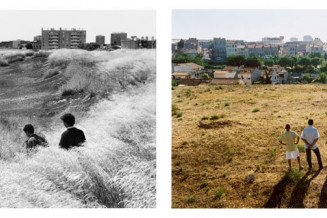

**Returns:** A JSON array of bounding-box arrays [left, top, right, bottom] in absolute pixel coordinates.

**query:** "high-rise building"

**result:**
[[262, 36, 284, 45], [111, 32, 127, 46], [41, 28, 86, 50], [213, 37, 226, 62], [96, 35, 105, 46]]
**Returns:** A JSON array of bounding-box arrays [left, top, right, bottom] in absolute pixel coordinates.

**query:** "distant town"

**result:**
[[172, 35, 327, 85], [0, 27, 156, 51]]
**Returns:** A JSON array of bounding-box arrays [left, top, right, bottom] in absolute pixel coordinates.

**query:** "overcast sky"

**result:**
[[0, 10, 156, 43], [172, 10, 327, 42]]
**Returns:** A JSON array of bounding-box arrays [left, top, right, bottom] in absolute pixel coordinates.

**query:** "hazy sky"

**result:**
[[0, 10, 156, 42], [172, 10, 327, 42]]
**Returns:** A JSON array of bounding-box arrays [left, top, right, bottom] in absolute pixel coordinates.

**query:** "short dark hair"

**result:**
[[23, 124, 34, 133], [308, 119, 314, 125], [285, 124, 290, 129], [60, 113, 75, 126]]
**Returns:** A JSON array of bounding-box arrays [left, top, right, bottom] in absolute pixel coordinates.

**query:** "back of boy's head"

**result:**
[[60, 113, 75, 126], [23, 124, 34, 134], [308, 119, 314, 125], [285, 124, 290, 130]]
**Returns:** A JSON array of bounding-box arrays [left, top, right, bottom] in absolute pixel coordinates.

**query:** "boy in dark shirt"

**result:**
[[59, 113, 86, 149], [23, 124, 48, 154]]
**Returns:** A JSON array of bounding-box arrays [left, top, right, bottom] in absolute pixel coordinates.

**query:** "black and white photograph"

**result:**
[[0, 10, 156, 208]]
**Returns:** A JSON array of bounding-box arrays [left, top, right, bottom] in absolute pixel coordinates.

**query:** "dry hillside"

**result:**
[[172, 84, 327, 208]]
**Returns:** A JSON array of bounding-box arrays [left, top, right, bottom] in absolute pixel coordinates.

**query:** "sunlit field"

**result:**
[[172, 84, 327, 208], [0, 49, 156, 208]]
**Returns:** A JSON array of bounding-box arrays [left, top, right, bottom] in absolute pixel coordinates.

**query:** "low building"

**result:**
[[172, 62, 204, 79], [237, 68, 261, 85], [213, 66, 239, 79], [269, 65, 289, 84]]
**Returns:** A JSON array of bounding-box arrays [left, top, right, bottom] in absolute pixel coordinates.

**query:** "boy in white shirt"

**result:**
[[301, 119, 324, 170]]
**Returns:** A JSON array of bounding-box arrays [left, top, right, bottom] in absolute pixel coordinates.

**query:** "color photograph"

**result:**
[[172, 9, 327, 208]]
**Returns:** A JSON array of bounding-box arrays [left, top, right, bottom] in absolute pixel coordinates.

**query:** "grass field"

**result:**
[[172, 84, 327, 208], [0, 49, 156, 208]]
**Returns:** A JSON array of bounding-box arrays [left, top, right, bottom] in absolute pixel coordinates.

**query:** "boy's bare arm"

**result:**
[[279, 140, 286, 145], [295, 136, 300, 144]]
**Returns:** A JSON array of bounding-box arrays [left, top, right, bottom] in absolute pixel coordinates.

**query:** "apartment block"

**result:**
[[111, 32, 127, 46], [41, 28, 86, 50], [96, 35, 105, 46]]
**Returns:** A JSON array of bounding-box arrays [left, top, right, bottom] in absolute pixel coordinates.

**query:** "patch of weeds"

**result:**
[[325, 111, 327, 116], [205, 187, 211, 193], [200, 181, 208, 189], [176, 112, 183, 118], [286, 170, 301, 183], [214, 188, 226, 200], [215, 85, 223, 90], [201, 116, 209, 120], [222, 173, 227, 178], [186, 196, 196, 203], [252, 108, 260, 113], [224, 102, 230, 107], [202, 172, 207, 177], [267, 147, 277, 158], [205, 88, 211, 92], [176, 100, 183, 103], [186, 88, 192, 97], [297, 145, 305, 153], [210, 115, 219, 120], [172, 104, 179, 116], [256, 164, 261, 171]]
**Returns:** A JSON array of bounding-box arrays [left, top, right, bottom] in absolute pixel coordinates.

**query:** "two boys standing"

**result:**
[[279, 119, 324, 171]]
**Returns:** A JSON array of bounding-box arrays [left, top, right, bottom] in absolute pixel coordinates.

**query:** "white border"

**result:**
[[1, 0, 327, 218]]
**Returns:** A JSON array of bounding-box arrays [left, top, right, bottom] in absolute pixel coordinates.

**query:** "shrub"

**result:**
[[252, 108, 260, 112], [34, 50, 51, 58], [172, 104, 179, 116], [210, 115, 219, 120], [61, 89, 78, 97], [187, 196, 196, 203], [201, 116, 209, 120], [224, 102, 230, 107], [186, 88, 191, 97], [200, 181, 208, 189], [214, 188, 226, 200], [172, 79, 179, 87], [215, 85, 223, 90], [176, 113, 183, 118]]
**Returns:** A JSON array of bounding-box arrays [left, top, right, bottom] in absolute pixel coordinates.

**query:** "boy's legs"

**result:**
[[312, 147, 323, 169], [297, 156, 304, 170], [306, 149, 312, 169], [288, 159, 292, 170]]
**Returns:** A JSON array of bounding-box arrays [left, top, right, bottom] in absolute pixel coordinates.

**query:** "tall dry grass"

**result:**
[[0, 49, 156, 208]]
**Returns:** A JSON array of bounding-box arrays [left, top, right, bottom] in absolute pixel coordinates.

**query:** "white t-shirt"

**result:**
[[301, 125, 320, 149]]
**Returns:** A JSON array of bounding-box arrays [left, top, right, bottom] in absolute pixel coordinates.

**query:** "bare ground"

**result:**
[[172, 84, 327, 208]]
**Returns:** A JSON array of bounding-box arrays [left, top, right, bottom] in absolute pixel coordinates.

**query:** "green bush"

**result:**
[[176, 112, 183, 118], [214, 188, 226, 200], [252, 108, 260, 112], [210, 115, 219, 120], [201, 116, 209, 120], [224, 102, 230, 107]]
